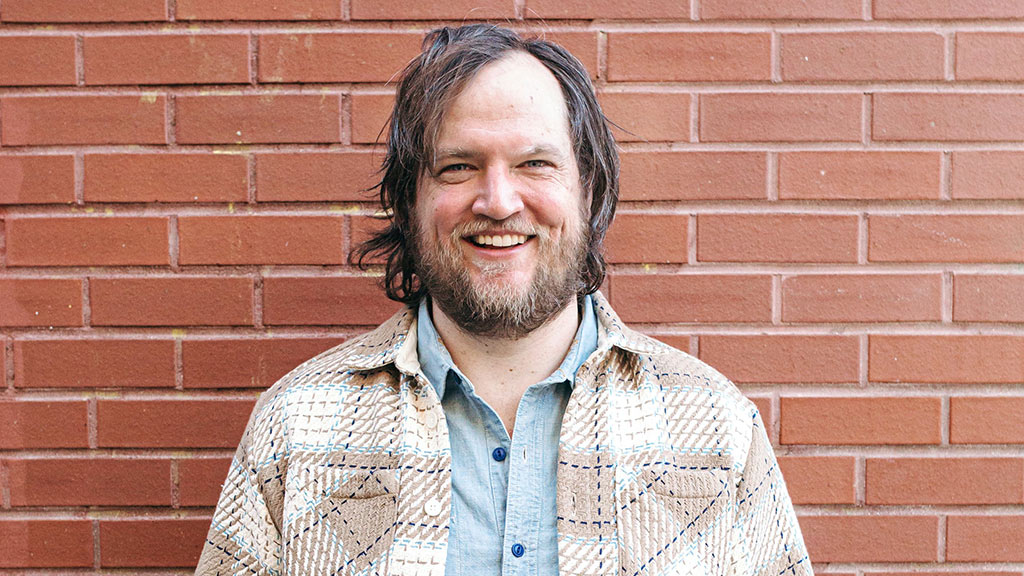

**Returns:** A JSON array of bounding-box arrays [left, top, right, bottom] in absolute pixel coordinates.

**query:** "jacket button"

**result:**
[[423, 498, 442, 517], [424, 410, 439, 428]]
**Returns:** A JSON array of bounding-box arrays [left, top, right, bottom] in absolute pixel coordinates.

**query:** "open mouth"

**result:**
[[468, 234, 532, 248]]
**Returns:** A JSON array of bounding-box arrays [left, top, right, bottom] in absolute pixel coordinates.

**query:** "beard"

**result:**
[[412, 214, 588, 340]]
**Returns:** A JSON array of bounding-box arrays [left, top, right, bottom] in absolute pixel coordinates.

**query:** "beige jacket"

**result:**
[[196, 294, 812, 576]]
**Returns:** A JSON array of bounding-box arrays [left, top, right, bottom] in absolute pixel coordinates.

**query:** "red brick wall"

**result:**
[[1, 1, 1023, 570]]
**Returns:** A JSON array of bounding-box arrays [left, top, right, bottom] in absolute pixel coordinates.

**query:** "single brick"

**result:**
[[175, 94, 341, 144], [263, 276, 400, 326], [178, 457, 233, 507], [350, 93, 395, 144], [7, 457, 171, 506], [781, 33, 944, 81], [352, 0, 513, 19], [952, 151, 1024, 199], [255, 152, 378, 202], [779, 151, 941, 200], [866, 457, 1024, 505], [698, 214, 858, 263], [607, 33, 770, 82], [951, 397, 1024, 444], [799, 515, 939, 562], [946, 516, 1024, 561], [0, 36, 76, 86], [871, 335, 1024, 384], [701, 93, 862, 142], [605, 213, 688, 264], [954, 274, 1024, 322], [778, 456, 857, 504], [782, 274, 943, 323], [780, 397, 942, 445], [869, 215, 1024, 263], [0, 278, 83, 327], [14, 339, 175, 388], [874, 93, 1024, 141], [1, 0, 167, 22], [875, 0, 1024, 19], [259, 33, 423, 83], [599, 92, 691, 142], [99, 518, 210, 567], [620, 151, 766, 201], [0, 155, 75, 204], [97, 398, 254, 448], [701, 0, 862, 19], [84, 34, 249, 85], [84, 153, 249, 203], [524, 0, 689, 19], [0, 520, 94, 568], [178, 216, 344, 265], [1, 95, 166, 145], [176, 0, 342, 20], [699, 335, 859, 384], [609, 274, 772, 323], [958, 33, 1024, 80], [90, 277, 253, 327], [182, 337, 343, 388], [6, 217, 169, 266], [0, 400, 89, 449]]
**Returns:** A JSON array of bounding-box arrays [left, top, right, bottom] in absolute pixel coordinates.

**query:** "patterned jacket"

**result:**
[[196, 294, 812, 576]]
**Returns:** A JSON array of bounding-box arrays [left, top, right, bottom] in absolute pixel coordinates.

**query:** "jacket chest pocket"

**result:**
[[287, 465, 400, 575], [618, 465, 733, 576]]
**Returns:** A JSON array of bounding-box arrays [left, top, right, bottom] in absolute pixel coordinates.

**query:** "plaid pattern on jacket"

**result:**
[[196, 294, 813, 576]]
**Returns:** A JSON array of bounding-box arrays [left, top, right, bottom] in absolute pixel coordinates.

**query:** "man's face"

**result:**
[[412, 51, 588, 338]]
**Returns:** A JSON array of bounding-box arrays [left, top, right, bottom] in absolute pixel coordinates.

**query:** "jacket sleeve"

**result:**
[[729, 408, 813, 576], [195, 408, 284, 575]]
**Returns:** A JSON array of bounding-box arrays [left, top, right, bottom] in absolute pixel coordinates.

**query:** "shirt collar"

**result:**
[[416, 295, 599, 400]]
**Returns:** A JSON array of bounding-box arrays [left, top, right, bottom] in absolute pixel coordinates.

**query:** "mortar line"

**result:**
[[945, 31, 956, 81], [168, 215, 180, 271], [770, 31, 782, 83], [170, 458, 181, 508], [691, 0, 700, 20], [174, 338, 184, 391], [861, 93, 872, 145], [859, 333, 869, 387], [687, 214, 698, 264], [75, 34, 85, 86], [689, 335, 699, 357], [342, 0, 351, 21], [940, 395, 951, 445], [247, 153, 258, 204], [4, 338, 12, 391], [942, 270, 954, 323], [513, 0, 525, 20], [0, 457, 10, 508], [771, 275, 782, 325], [597, 30, 608, 82], [74, 152, 85, 204], [937, 515, 947, 562], [940, 151, 953, 200], [249, 33, 259, 86], [855, 455, 866, 505], [166, 93, 177, 146], [689, 92, 700, 142], [340, 93, 352, 145], [93, 519, 101, 569], [253, 275, 265, 329], [87, 397, 98, 449], [81, 276, 91, 327], [858, 213, 869, 264], [167, 0, 177, 21], [862, 0, 872, 20], [767, 152, 779, 201]]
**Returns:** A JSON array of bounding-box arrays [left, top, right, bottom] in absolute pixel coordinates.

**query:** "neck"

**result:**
[[430, 298, 581, 434]]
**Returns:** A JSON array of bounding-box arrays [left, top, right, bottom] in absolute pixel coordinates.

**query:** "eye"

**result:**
[[522, 159, 552, 169], [439, 163, 472, 174]]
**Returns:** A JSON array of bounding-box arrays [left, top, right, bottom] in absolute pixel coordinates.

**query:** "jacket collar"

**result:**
[[341, 291, 662, 382]]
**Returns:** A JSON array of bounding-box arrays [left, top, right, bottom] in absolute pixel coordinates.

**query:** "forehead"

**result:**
[[433, 51, 571, 146]]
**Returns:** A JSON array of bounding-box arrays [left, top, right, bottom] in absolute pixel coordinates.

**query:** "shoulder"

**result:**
[[248, 307, 417, 432]]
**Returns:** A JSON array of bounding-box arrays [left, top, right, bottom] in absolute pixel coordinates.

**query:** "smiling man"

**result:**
[[196, 24, 812, 576]]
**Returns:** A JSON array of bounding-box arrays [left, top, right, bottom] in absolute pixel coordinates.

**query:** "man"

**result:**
[[197, 24, 811, 576]]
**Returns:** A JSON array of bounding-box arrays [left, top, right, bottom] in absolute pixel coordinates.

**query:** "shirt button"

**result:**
[[423, 498, 442, 517], [491, 447, 507, 462], [511, 543, 525, 558]]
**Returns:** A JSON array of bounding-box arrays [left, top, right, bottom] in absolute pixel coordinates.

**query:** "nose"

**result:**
[[472, 166, 523, 221]]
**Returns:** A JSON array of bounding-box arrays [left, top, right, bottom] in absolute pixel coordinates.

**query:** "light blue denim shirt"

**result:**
[[416, 295, 598, 576]]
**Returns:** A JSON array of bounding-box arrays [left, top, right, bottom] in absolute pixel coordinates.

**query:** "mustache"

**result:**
[[450, 217, 542, 238]]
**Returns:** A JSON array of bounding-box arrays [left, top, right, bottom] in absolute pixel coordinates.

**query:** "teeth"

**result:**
[[473, 234, 528, 247]]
